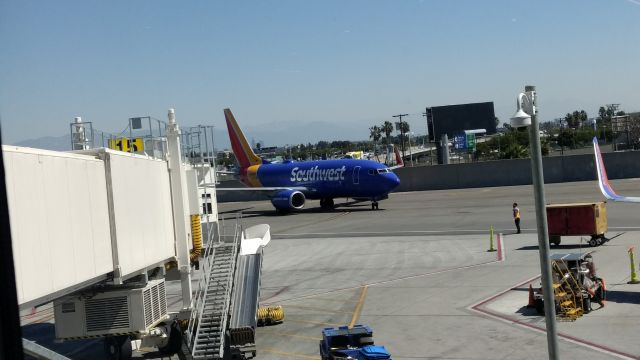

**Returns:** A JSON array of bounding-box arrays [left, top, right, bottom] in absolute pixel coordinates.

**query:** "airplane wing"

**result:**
[[388, 146, 404, 170], [593, 136, 640, 203], [200, 183, 309, 192]]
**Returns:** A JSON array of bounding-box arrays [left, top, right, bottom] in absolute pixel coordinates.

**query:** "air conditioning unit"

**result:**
[[54, 279, 168, 339]]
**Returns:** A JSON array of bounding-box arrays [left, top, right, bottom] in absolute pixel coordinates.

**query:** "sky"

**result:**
[[1, 0, 639, 146]]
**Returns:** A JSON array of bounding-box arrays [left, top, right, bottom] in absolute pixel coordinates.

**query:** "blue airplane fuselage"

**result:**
[[247, 159, 400, 200]]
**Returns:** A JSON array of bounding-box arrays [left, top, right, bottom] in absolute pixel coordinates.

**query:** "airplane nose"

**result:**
[[388, 173, 400, 189]]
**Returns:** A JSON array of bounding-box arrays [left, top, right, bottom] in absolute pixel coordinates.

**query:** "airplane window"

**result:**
[[377, 169, 389, 174], [368, 169, 375, 175]]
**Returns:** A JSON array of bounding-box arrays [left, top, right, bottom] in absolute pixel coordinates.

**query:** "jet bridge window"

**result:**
[[202, 193, 212, 214]]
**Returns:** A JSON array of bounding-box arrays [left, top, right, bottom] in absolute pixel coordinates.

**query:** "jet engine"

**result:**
[[271, 190, 305, 210]]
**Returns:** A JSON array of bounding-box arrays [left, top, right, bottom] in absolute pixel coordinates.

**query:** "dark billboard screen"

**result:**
[[426, 102, 496, 141]]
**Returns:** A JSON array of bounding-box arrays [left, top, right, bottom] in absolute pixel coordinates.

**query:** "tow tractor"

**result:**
[[533, 252, 606, 319], [319, 325, 392, 360]]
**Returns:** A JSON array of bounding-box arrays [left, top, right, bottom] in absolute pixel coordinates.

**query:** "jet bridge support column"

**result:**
[[166, 108, 192, 308]]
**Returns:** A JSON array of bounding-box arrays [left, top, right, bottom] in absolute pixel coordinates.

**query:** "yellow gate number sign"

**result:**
[[108, 137, 144, 152]]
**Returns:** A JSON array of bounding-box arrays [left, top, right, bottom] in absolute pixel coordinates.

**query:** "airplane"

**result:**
[[215, 108, 402, 212], [592, 136, 640, 203]]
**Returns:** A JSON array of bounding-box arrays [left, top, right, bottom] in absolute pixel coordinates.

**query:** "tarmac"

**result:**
[[218, 178, 640, 360], [20, 178, 640, 359]]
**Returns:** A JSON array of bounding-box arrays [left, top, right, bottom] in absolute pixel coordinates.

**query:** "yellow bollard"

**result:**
[[628, 247, 640, 284], [488, 225, 496, 252]]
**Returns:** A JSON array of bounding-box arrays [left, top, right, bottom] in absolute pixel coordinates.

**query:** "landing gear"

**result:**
[[320, 198, 334, 210], [104, 335, 132, 360], [371, 201, 379, 210]]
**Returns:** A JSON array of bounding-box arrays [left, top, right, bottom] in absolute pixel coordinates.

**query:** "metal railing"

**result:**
[[214, 221, 241, 357], [186, 213, 242, 357]]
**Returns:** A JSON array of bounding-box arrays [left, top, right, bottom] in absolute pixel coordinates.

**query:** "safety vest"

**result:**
[[514, 208, 521, 220]]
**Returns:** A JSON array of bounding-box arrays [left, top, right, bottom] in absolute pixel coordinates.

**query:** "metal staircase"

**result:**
[[187, 218, 241, 359], [552, 261, 584, 321]]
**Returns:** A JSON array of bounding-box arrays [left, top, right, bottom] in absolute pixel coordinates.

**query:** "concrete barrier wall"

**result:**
[[216, 151, 640, 201], [395, 151, 640, 192]]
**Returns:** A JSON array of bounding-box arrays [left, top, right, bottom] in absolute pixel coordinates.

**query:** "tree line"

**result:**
[[218, 104, 637, 167]]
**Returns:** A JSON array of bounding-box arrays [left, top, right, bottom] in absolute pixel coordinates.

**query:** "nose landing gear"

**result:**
[[371, 201, 379, 210]]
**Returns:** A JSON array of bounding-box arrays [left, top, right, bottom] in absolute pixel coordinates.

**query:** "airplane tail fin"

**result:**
[[394, 146, 404, 168], [224, 108, 262, 169], [388, 146, 404, 170]]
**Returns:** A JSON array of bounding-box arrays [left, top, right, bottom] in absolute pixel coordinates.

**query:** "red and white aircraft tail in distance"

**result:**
[[593, 136, 640, 203]]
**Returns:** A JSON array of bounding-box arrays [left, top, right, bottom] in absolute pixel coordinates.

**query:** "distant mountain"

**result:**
[[7, 120, 369, 152], [11, 134, 71, 151], [212, 120, 368, 150]]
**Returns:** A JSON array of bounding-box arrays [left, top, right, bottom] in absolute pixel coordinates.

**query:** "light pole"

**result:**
[[393, 113, 409, 160], [510, 85, 559, 360], [407, 131, 414, 166]]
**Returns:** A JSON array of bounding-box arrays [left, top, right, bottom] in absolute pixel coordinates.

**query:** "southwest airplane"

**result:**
[[593, 136, 640, 203], [219, 108, 402, 212]]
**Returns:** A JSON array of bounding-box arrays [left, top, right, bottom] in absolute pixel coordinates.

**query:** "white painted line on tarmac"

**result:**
[[274, 229, 517, 236], [274, 227, 640, 238], [468, 276, 638, 360]]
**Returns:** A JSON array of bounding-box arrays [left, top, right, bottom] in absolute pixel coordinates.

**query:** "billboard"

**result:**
[[426, 102, 496, 141]]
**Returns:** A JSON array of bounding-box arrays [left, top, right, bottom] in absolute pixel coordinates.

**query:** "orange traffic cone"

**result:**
[[527, 284, 535, 308]]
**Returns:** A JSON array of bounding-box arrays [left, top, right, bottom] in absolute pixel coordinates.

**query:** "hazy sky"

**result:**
[[1, 0, 639, 145]]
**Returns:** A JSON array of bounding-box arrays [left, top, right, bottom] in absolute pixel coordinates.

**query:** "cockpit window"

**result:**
[[377, 168, 390, 174]]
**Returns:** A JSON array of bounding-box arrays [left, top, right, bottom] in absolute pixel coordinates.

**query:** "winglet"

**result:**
[[224, 108, 262, 169], [593, 136, 640, 203], [593, 136, 616, 200]]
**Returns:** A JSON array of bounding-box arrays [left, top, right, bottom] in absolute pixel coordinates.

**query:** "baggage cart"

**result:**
[[546, 202, 608, 247]]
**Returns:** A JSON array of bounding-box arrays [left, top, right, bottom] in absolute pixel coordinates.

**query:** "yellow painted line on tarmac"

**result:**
[[262, 331, 321, 341], [262, 348, 318, 359], [349, 285, 368, 328]]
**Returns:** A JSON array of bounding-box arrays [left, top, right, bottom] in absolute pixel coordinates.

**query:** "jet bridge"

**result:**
[[3, 145, 182, 309], [3, 109, 270, 360]]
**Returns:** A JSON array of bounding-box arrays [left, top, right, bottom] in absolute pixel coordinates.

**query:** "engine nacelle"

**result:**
[[271, 190, 305, 210]]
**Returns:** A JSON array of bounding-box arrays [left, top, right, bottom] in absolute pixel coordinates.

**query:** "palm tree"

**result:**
[[382, 121, 394, 144], [369, 125, 382, 161], [381, 121, 394, 165]]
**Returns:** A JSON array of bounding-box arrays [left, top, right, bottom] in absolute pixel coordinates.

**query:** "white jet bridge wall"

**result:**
[[2, 146, 113, 306], [103, 150, 176, 277]]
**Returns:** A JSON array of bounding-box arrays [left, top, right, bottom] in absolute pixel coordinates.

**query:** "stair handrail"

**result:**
[[187, 216, 222, 351], [216, 214, 242, 357]]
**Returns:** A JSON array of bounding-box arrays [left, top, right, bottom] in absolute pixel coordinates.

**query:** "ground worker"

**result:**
[[583, 273, 606, 310], [513, 203, 521, 234]]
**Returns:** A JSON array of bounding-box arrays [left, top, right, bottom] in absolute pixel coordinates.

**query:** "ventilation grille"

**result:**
[[85, 296, 129, 332], [144, 288, 153, 327], [142, 280, 167, 328], [158, 281, 167, 316]]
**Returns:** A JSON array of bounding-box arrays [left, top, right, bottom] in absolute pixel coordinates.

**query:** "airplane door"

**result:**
[[353, 166, 361, 185]]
